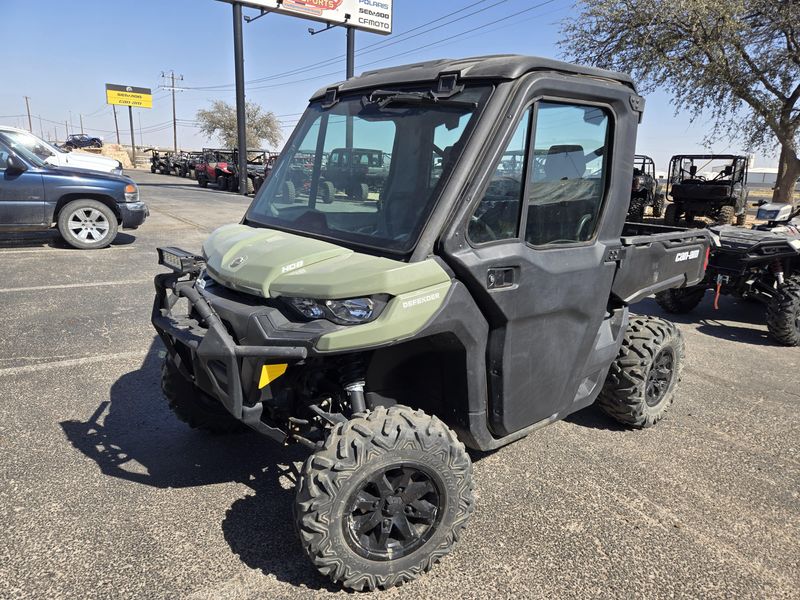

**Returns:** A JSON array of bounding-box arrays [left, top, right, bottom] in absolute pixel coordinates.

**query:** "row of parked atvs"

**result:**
[[626, 153, 800, 345]]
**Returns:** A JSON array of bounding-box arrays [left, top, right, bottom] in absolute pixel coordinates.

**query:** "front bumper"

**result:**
[[152, 272, 307, 439], [120, 201, 149, 229]]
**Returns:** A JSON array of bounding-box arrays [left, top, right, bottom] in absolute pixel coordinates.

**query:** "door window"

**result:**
[[524, 102, 610, 246], [468, 110, 530, 244]]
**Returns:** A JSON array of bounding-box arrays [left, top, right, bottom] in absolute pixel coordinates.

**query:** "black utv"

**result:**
[[319, 147, 390, 203], [657, 202, 800, 345], [151, 55, 710, 591], [664, 154, 749, 226], [627, 154, 663, 220]]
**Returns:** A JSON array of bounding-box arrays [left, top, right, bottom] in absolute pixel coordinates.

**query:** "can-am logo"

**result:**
[[284, 0, 343, 15]]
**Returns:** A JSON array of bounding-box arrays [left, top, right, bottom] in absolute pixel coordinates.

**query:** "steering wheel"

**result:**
[[575, 213, 593, 241], [469, 214, 498, 242]]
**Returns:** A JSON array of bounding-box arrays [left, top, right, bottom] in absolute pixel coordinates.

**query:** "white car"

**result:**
[[0, 126, 123, 174]]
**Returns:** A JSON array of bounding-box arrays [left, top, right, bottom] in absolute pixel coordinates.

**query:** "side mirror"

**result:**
[[6, 155, 28, 175]]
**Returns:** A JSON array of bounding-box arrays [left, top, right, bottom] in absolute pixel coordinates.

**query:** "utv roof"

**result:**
[[670, 154, 747, 160], [310, 54, 636, 100]]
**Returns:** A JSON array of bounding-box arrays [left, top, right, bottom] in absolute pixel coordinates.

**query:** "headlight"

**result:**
[[286, 295, 388, 325], [124, 183, 139, 202]]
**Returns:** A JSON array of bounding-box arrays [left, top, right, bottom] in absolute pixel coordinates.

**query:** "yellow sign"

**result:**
[[105, 83, 152, 109]]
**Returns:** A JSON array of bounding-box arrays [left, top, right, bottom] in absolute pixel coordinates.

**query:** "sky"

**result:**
[[0, 0, 781, 170]]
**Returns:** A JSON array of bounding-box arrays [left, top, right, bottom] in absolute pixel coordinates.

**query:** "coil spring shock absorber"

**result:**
[[771, 259, 785, 286], [339, 354, 368, 415]]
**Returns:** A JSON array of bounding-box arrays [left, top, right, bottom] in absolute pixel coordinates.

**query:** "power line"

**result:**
[[185, 0, 507, 91]]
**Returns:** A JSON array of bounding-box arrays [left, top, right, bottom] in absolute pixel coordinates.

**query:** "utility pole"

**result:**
[[161, 70, 184, 153], [38, 115, 44, 139], [79, 114, 84, 134], [232, 3, 247, 195], [69, 111, 74, 133], [128, 106, 136, 164], [23, 96, 33, 132], [64, 120, 69, 139], [112, 105, 120, 144], [345, 27, 355, 150]]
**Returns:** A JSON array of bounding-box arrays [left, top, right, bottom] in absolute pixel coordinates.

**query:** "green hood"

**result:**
[[202, 224, 449, 299]]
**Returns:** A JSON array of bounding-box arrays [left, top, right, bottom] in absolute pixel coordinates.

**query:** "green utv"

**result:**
[[152, 55, 710, 590]]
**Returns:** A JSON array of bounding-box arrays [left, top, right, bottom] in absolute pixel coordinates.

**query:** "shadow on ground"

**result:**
[[634, 296, 778, 347], [60, 337, 334, 591], [0, 231, 136, 249]]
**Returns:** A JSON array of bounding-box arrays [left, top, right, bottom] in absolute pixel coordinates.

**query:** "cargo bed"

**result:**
[[612, 222, 712, 304]]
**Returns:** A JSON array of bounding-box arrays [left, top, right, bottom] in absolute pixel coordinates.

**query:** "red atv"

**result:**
[[195, 148, 234, 189]]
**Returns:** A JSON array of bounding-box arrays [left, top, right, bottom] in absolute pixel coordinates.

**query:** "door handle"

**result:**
[[487, 267, 515, 289]]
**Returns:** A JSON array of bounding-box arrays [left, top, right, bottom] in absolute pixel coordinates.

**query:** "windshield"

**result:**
[[0, 132, 48, 168], [247, 85, 490, 254], [1, 129, 61, 160]]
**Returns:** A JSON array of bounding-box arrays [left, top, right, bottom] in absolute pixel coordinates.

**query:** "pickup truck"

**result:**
[[0, 126, 123, 175], [0, 131, 147, 249], [151, 55, 710, 591]]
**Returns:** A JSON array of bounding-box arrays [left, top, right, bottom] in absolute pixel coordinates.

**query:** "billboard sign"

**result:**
[[105, 84, 153, 109], [240, 0, 392, 35]]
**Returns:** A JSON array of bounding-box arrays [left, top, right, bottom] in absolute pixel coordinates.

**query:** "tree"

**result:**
[[561, 0, 800, 204], [196, 99, 282, 149]]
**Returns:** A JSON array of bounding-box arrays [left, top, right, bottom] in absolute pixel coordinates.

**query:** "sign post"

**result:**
[[105, 83, 153, 164]]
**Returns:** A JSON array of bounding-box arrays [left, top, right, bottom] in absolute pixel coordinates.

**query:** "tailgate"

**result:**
[[611, 224, 712, 304]]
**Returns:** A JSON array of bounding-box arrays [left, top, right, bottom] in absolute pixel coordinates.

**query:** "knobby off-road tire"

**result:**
[[628, 197, 645, 222], [652, 193, 665, 218], [160, 357, 245, 434], [717, 205, 735, 225], [320, 180, 335, 204], [295, 405, 474, 591], [766, 276, 800, 346], [664, 203, 678, 226], [735, 211, 747, 226], [598, 316, 685, 428], [283, 180, 297, 203], [654, 286, 706, 314]]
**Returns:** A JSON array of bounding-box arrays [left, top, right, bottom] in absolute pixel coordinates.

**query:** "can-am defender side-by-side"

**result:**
[[627, 154, 663, 220], [664, 154, 749, 226], [151, 55, 710, 591], [657, 202, 800, 345]]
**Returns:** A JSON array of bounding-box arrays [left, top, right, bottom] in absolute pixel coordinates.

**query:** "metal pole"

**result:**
[[171, 72, 178, 153], [113, 105, 120, 144], [38, 115, 44, 139], [128, 106, 136, 165], [345, 26, 355, 150], [233, 2, 247, 195], [23, 96, 33, 132], [80, 114, 84, 134], [65, 120, 69, 138]]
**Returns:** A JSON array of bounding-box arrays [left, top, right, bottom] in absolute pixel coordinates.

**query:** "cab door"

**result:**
[[0, 142, 45, 226], [441, 76, 638, 437]]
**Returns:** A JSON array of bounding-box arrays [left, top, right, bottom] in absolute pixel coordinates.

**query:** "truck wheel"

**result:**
[[652, 193, 665, 218], [150, 164, 156, 174], [217, 175, 228, 191], [766, 277, 800, 346], [320, 181, 335, 204], [57, 199, 118, 250], [664, 203, 677, 225], [253, 176, 263, 192], [598, 316, 684, 428], [735, 211, 747, 226], [227, 175, 238, 193], [717, 205, 735, 225], [198, 174, 208, 188], [282, 180, 297, 203], [160, 357, 245, 434], [295, 405, 474, 592], [350, 183, 369, 202], [628, 197, 645, 221], [654, 286, 706, 313]]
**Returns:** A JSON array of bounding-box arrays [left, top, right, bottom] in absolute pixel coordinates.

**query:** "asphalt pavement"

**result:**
[[1, 171, 798, 599]]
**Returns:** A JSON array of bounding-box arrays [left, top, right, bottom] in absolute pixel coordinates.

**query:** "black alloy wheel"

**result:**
[[343, 464, 443, 561], [645, 348, 674, 407]]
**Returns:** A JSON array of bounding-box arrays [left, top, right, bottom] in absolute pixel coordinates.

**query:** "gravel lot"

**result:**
[[1, 171, 798, 599]]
